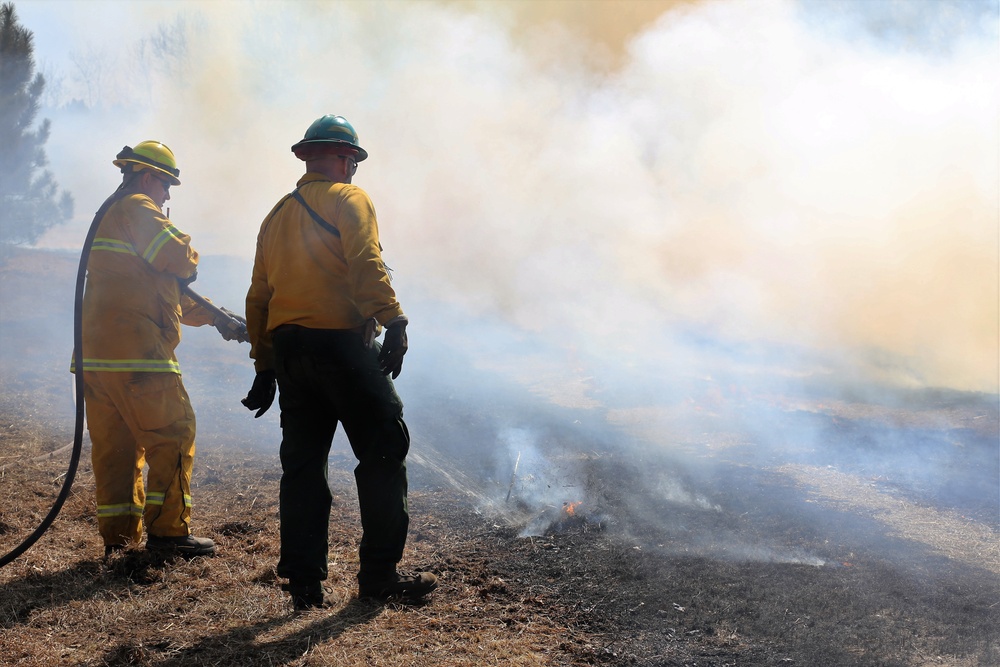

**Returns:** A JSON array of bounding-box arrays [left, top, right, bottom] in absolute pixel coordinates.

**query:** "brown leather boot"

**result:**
[[146, 534, 217, 557], [282, 581, 337, 611], [358, 571, 438, 600]]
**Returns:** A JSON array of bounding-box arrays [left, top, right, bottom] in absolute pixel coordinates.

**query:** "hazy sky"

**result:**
[[10, 0, 999, 394]]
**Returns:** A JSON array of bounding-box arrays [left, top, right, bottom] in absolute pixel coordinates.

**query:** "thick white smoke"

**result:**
[[21, 0, 998, 398], [10, 0, 998, 563]]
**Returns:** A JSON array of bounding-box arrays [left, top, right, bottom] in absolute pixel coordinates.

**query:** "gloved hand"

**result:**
[[215, 308, 249, 343], [179, 270, 198, 288], [378, 321, 408, 379], [241, 370, 276, 418]]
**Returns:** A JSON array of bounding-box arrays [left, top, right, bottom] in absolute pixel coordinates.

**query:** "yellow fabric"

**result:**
[[246, 172, 404, 372], [77, 193, 214, 374], [83, 371, 196, 545], [76, 192, 211, 546]]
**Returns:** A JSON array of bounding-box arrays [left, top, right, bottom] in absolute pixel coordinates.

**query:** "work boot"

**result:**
[[282, 581, 337, 611], [146, 534, 217, 557], [358, 570, 438, 600]]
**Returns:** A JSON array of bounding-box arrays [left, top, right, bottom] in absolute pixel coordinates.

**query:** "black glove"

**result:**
[[378, 322, 408, 379], [241, 370, 276, 418], [179, 270, 197, 288], [215, 308, 249, 343]]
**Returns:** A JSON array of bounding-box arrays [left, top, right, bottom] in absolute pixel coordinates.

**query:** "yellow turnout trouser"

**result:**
[[83, 371, 196, 547]]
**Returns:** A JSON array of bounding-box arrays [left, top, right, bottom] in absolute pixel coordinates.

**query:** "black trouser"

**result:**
[[272, 325, 410, 584]]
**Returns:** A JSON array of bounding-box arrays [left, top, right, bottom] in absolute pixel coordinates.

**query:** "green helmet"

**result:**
[[291, 115, 368, 162]]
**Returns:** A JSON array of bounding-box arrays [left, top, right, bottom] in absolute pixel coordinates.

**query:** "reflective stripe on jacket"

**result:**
[[246, 172, 404, 372], [75, 193, 214, 374]]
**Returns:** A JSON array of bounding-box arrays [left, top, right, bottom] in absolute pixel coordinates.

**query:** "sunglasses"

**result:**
[[337, 155, 358, 173], [150, 173, 172, 190]]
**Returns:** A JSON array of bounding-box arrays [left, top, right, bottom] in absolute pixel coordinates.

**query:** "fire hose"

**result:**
[[0, 191, 246, 569], [180, 284, 249, 343]]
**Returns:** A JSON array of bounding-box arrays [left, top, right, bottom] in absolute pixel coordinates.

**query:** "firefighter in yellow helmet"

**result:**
[[76, 141, 240, 558]]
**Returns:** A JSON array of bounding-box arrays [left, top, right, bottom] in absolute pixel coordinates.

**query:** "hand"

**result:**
[[241, 370, 276, 417], [378, 322, 408, 379], [215, 308, 249, 343]]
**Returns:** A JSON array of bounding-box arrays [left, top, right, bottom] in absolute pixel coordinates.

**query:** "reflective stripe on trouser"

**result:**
[[271, 326, 410, 583], [83, 370, 196, 546]]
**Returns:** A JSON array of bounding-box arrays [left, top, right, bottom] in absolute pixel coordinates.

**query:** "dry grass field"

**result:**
[[1, 247, 998, 666]]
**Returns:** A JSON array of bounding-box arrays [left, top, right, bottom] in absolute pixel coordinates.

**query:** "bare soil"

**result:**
[[1, 247, 998, 666]]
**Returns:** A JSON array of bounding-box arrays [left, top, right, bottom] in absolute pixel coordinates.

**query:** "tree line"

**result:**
[[0, 2, 73, 247]]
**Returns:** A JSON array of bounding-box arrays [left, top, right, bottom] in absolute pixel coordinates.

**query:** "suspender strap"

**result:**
[[291, 189, 340, 238]]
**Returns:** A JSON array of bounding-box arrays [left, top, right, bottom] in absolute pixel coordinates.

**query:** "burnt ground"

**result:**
[[1, 246, 999, 666]]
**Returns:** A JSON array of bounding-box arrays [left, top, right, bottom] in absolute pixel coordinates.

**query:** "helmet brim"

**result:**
[[290, 139, 368, 162], [113, 159, 182, 186]]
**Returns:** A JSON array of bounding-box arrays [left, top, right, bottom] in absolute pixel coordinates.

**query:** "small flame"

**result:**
[[563, 501, 582, 516]]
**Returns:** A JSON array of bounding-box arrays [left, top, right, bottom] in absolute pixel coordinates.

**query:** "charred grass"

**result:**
[[2, 247, 999, 666], [1, 416, 998, 666]]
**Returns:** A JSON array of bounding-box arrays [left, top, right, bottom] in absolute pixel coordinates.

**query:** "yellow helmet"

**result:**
[[113, 141, 181, 185]]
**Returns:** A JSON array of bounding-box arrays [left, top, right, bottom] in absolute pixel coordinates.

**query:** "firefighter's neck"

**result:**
[[307, 156, 352, 185]]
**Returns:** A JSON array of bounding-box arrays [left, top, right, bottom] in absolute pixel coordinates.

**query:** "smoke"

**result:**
[[19, 0, 998, 395], [9, 0, 999, 550]]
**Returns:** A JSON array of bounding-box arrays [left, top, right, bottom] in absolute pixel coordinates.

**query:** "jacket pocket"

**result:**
[[127, 373, 186, 431]]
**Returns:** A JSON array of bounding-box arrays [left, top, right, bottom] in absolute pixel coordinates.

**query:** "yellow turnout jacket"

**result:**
[[78, 193, 213, 374], [246, 173, 404, 372]]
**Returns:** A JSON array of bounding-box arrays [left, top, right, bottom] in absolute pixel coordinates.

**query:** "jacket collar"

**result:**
[[296, 172, 335, 188]]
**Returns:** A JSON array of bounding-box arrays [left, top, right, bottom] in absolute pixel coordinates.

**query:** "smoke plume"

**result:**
[[21, 0, 998, 396], [9, 0, 998, 547]]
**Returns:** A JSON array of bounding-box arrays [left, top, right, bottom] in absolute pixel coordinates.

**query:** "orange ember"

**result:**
[[563, 501, 582, 516]]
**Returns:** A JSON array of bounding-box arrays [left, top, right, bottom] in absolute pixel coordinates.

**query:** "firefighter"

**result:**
[[243, 115, 437, 609], [77, 141, 235, 558]]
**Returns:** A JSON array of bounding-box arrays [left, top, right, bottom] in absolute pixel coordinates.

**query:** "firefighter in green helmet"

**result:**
[[242, 115, 437, 609]]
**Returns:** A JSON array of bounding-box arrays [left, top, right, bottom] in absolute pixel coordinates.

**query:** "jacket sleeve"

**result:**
[[335, 188, 404, 325], [179, 294, 216, 327], [128, 196, 199, 281], [246, 228, 273, 372]]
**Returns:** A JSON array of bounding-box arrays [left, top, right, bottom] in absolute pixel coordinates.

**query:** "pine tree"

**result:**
[[0, 2, 73, 246]]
